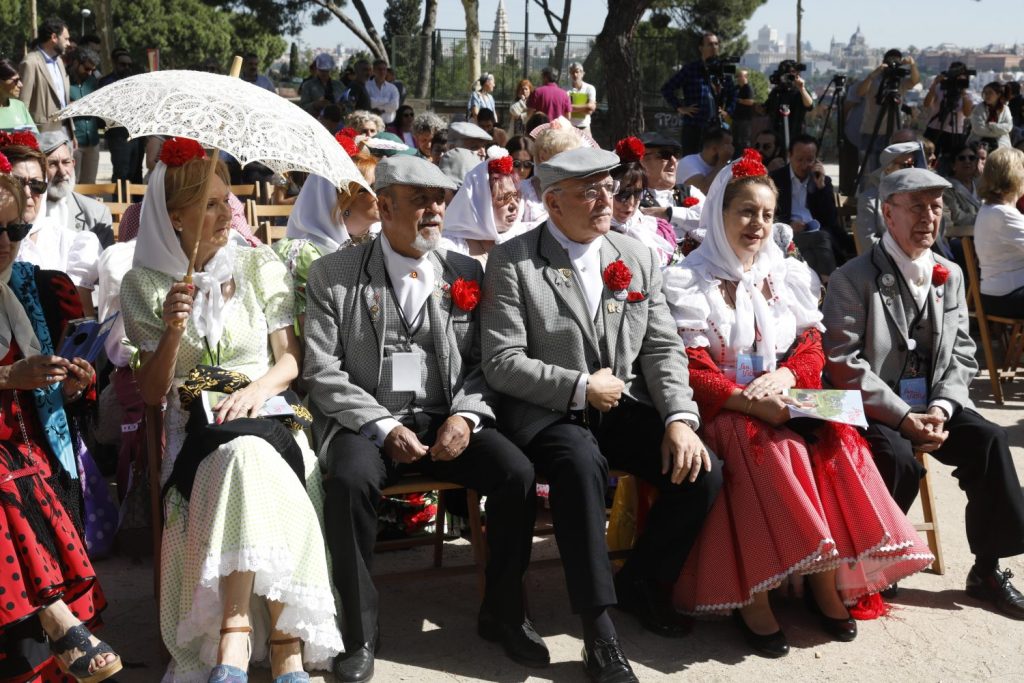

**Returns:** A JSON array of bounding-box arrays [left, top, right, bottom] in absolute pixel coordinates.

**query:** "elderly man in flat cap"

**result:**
[[481, 147, 723, 682], [824, 167, 1024, 620], [304, 156, 545, 682], [447, 120, 493, 160]]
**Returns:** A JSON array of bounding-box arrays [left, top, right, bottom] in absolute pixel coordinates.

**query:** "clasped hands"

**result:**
[[8, 355, 94, 400], [383, 415, 472, 464], [898, 407, 948, 453]]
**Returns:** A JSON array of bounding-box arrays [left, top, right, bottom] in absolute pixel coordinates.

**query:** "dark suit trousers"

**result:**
[[864, 408, 1024, 560], [323, 415, 536, 649], [525, 401, 723, 614]]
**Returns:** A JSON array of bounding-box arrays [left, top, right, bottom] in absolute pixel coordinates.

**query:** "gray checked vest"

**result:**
[[375, 297, 448, 418]]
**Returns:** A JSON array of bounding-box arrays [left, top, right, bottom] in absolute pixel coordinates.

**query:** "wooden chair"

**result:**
[[247, 200, 293, 244], [105, 201, 132, 240], [122, 181, 148, 203], [913, 451, 945, 575], [75, 182, 121, 202], [230, 183, 260, 204], [961, 237, 1024, 404]]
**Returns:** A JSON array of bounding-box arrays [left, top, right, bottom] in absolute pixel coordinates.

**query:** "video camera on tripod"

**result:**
[[877, 55, 911, 105], [706, 56, 739, 80], [769, 60, 808, 91], [940, 62, 976, 102]]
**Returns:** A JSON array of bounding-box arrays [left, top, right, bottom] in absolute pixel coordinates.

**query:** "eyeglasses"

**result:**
[[889, 201, 943, 217], [494, 191, 521, 206], [614, 189, 644, 203], [512, 160, 534, 170], [754, 142, 775, 151], [13, 176, 48, 195], [554, 179, 619, 202], [644, 149, 679, 162], [956, 154, 977, 162], [0, 222, 32, 242], [3, 75, 21, 84]]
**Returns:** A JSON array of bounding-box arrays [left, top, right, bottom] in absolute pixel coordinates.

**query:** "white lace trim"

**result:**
[[172, 545, 343, 677]]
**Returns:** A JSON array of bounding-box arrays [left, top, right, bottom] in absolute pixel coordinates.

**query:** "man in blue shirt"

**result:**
[[661, 32, 736, 156]]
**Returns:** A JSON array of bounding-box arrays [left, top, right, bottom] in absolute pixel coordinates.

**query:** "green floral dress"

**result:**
[[121, 245, 343, 681]]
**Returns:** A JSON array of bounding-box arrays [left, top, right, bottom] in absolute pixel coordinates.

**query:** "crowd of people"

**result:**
[[0, 16, 1023, 683]]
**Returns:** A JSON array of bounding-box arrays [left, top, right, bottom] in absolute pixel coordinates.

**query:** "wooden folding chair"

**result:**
[[75, 182, 122, 202], [962, 237, 1024, 404], [230, 183, 260, 204], [143, 403, 170, 663], [122, 181, 148, 203], [247, 200, 293, 244], [913, 451, 945, 575], [105, 201, 132, 241]]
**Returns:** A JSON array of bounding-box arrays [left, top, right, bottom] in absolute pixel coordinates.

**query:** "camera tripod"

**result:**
[[816, 75, 853, 195], [854, 83, 904, 190], [927, 86, 970, 161]]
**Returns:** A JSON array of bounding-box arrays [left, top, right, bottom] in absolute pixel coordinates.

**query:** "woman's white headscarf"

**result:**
[[683, 159, 787, 371], [133, 162, 235, 349], [443, 159, 526, 243], [286, 173, 352, 253]]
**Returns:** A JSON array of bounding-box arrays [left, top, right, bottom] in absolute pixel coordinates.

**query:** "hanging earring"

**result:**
[[343, 209, 351, 218]]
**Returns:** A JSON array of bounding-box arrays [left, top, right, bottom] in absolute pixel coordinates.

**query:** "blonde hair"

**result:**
[[164, 157, 230, 214], [346, 110, 385, 135], [532, 128, 581, 164], [334, 150, 378, 221], [978, 147, 1024, 204]]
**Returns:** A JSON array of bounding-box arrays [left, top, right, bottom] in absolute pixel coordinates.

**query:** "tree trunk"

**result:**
[[461, 0, 480, 86], [415, 0, 438, 98], [312, 0, 388, 62], [96, 0, 114, 74], [595, 0, 652, 137]]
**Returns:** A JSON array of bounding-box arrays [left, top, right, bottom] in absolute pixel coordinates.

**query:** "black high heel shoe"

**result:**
[[733, 610, 789, 658], [803, 584, 857, 642]]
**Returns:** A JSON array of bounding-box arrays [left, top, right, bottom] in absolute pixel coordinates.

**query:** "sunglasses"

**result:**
[[754, 142, 775, 150], [614, 189, 644, 203], [13, 176, 48, 195], [645, 149, 679, 161], [0, 222, 32, 242], [956, 154, 977, 162], [512, 160, 534, 169]]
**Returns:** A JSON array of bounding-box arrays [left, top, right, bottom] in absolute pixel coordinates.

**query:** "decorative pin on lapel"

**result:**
[[559, 268, 573, 281], [881, 274, 895, 288], [607, 301, 622, 314]]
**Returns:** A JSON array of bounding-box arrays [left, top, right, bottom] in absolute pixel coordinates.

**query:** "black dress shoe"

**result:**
[[582, 638, 639, 683], [333, 645, 374, 683], [966, 567, 1024, 620], [477, 610, 550, 668], [733, 610, 789, 658], [613, 571, 692, 638], [803, 588, 857, 641]]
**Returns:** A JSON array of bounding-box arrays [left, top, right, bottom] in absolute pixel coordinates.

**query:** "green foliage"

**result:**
[[654, 0, 766, 60], [0, 0, 30, 62], [289, 42, 299, 78], [383, 0, 421, 63], [112, 0, 234, 69], [747, 68, 770, 102]]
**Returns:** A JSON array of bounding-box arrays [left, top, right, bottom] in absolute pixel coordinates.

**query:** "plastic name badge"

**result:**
[[736, 353, 764, 386], [898, 377, 928, 408], [391, 352, 422, 392]]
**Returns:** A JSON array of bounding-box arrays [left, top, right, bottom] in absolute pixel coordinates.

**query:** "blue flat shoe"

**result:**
[[270, 636, 309, 683]]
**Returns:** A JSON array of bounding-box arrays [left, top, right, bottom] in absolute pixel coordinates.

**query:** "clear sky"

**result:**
[[299, 0, 1022, 53]]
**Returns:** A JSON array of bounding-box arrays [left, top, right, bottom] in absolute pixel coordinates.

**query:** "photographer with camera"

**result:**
[[764, 60, 814, 145], [855, 49, 920, 172], [661, 32, 737, 156], [923, 61, 974, 163]]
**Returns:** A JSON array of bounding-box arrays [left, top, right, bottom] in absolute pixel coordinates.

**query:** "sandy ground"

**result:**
[[87, 154, 1023, 681]]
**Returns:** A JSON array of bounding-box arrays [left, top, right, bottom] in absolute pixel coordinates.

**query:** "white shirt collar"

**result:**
[[547, 220, 603, 318], [882, 230, 934, 308], [789, 167, 810, 188], [379, 231, 435, 324]]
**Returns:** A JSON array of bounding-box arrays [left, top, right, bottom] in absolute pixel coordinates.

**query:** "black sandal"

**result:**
[[50, 623, 123, 683]]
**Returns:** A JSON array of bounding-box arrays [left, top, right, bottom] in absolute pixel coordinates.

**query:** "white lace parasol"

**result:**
[[56, 70, 368, 193]]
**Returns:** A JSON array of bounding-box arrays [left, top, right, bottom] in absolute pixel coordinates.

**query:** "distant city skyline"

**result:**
[[298, 0, 1022, 54]]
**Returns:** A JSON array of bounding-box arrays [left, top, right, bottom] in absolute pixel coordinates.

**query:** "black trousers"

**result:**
[[864, 408, 1024, 560], [981, 286, 1024, 319], [525, 401, 723, 613], [322, 414, 536, 650]]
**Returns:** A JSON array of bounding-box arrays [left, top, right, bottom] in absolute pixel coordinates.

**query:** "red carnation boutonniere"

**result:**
[[681, 196, 700, 208], [450, 277, 481, 312], [626, 291, 645, 303], [0, 151, 11, 174], [603, 259, 632, 300], [159, 137, 207, 167], [614, 136, 645, 164], [932, 263, 950, 287]]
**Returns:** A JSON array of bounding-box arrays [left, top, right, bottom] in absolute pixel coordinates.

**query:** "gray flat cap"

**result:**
[[448, 121, 492, 143], [438, 148, 480, 189], [38, 130, 71, 155], [639, 131, 681, 149], [373, 154, 458, 192], [879, 141, 922, 170], [879, 168, 951, 202], [537, 147, 621, 193]]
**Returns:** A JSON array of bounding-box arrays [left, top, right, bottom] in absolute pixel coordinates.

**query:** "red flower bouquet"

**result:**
[[932, 263, 950, 287], [615, 136, 645, 164], [159, 138, 207, 167], [603, 260, 632, 292], [451, 277, 481, 312], [488, 155, 514, 176], [681, 196, 700, 208]]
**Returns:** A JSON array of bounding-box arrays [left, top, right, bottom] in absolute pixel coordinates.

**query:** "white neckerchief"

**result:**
[[379, 231, 435, 326], [882, 230, 933, 309], [46, 195, 72, 232], [611, 209, 675, 263], [443, 159, 525, 243], [547, 220, 604, 318], [133, 162, 236, 348], [286, 174, 350, 253], [682, 164, 786, 371]]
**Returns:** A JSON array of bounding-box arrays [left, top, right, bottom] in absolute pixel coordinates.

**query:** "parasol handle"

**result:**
[[175, 56, 243, 330], [184, 55, 243, 286]]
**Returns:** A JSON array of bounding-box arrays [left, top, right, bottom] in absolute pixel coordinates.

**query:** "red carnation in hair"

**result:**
[[615, 136, 645, 164], [0, 152, 11, 174], [0, 131, 40, 151], [681, 196, 699, 208], [338, 127, 359, 139], [731, 147, 767, 180], [335, 131, 359, 157], [159, 137, 207, 167], [488, 155, 514, 176]]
